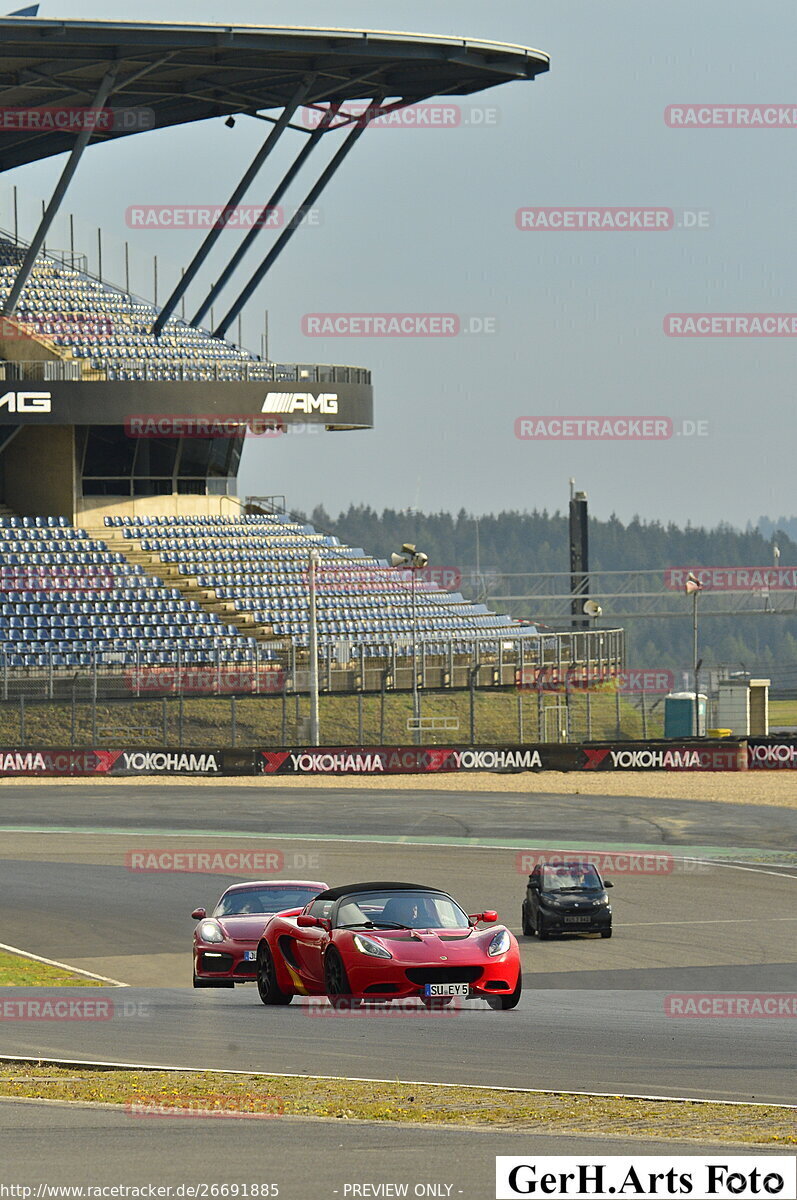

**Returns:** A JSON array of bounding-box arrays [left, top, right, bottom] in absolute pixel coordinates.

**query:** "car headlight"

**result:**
[[198, 920, 225, 943], [352, 934, 392, 959], [488, 929, 511, 957], [598, 897, 610, 907]]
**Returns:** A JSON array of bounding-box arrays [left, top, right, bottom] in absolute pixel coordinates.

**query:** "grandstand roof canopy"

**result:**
[[0, 17, 550, 170]]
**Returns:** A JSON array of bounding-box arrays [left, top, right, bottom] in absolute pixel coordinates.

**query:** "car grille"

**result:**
[[200, 953, 234, 973], [234, 961, 257, 976], [405, 966, 482, 985]]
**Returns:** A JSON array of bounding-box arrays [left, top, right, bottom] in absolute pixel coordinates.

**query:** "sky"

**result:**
[[7, 1, 797, 527]]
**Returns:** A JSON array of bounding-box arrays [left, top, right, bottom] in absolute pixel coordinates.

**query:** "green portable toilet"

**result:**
[[664, 691, 707, 737]]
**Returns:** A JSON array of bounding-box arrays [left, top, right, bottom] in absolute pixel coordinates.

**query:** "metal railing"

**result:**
[[0, 359, 371, 385], [0, 629, 624, 703]]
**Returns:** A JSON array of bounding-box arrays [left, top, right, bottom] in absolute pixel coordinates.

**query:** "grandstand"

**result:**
[[0, 15, 622, 699]]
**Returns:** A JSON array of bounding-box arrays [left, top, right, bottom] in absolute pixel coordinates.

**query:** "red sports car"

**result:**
[[254, 880, 522, 1010], [192, 879, 328, 988]]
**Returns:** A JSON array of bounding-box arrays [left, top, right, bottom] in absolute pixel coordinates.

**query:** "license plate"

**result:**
[[243, 950, 257, 961], [424, 983, 470, 997], [564, 916, 591, 924]]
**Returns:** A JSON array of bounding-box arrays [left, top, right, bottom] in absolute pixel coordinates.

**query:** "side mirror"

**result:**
[[528, 879, 539, 890], [297, 915, 331, 930], [604, 880, 614, 889], [469, 910, 498, 925], [191, 908, 206, 920]]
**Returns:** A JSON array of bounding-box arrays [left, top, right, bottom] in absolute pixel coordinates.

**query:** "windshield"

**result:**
[[215, 886, 320, 916], [542, 865, 602, 892], [334, 889, 470, 930]]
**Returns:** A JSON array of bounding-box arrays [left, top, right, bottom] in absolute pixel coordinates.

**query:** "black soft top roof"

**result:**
[[316, 882, 449, 903]]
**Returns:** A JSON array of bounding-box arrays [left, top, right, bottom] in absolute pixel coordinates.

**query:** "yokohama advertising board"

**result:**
[[260, 747, 546, 775], [0, 749, 223, 776]]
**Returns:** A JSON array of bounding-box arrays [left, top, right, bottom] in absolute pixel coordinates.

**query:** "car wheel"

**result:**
[[521, 903, 534, 937], [536, 913, 550, 941], [256, 943, 293, 1005], [601, 928, 613, 939], [487, 976, 522, 1011], [324, 947, 356, 1008]]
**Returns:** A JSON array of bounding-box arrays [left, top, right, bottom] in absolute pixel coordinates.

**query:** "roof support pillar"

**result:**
[[190, 100, 342, 331], [213, 92, 387, 339], [152, 74, 315, 337], [3, 64, 119, 317]]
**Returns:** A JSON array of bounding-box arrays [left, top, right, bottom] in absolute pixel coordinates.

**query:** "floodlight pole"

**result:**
[[411, 566, 420, 743], [308, 549, 320, 746], [152, 76, 315, 337], [3, 65, 119, 317], [692, 590, 700, 737]]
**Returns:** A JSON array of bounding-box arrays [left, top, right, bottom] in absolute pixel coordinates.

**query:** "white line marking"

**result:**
[[0, 1053, 792, 1109], [690, 861, 797, 881], [0, 943, 128, 987], [617, 917, 797, 927]]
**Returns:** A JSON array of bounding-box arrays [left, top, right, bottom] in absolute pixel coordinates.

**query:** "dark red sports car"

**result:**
[[254, 881, 522, 1010], [192, 879, 328, 987]]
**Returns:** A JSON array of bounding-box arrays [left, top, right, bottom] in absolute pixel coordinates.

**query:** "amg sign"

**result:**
[[0, 390, 52, 413], [261, 392, 339, 415]]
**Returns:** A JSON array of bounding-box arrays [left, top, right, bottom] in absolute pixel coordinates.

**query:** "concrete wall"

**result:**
[[2, 424, 76, 518], [78, 491, 245, 530]]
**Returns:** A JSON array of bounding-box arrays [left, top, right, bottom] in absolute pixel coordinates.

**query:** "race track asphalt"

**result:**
[[0, 785, 794, 1107]]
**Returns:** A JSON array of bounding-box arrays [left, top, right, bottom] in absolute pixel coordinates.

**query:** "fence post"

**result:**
[[586, 688, 592, 741], [2, 652, 6, 702], [469, 666, 476, 746], [380, 671, 386, 744], [640, 689, 648, 739], [178, 693, 184, 748], [281, 681, 287, 745], [231, 695, 237, 748], [615, 687, 622, 739], [19, 694, 24, 744], [47, 651, 53, 701], [517, 691, 523, 744], [357, 692, 363, 744], [162, 696, 167, 744], [71, 678, 77, 747]]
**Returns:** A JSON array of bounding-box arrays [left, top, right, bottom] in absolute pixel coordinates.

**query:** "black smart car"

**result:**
[[521, 861, 613, 939]]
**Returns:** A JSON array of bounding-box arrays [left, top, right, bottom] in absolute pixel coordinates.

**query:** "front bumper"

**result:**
[[538, 906, 612, 933], [344, 954, 520, 999], [194, 945, 258, 981]]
